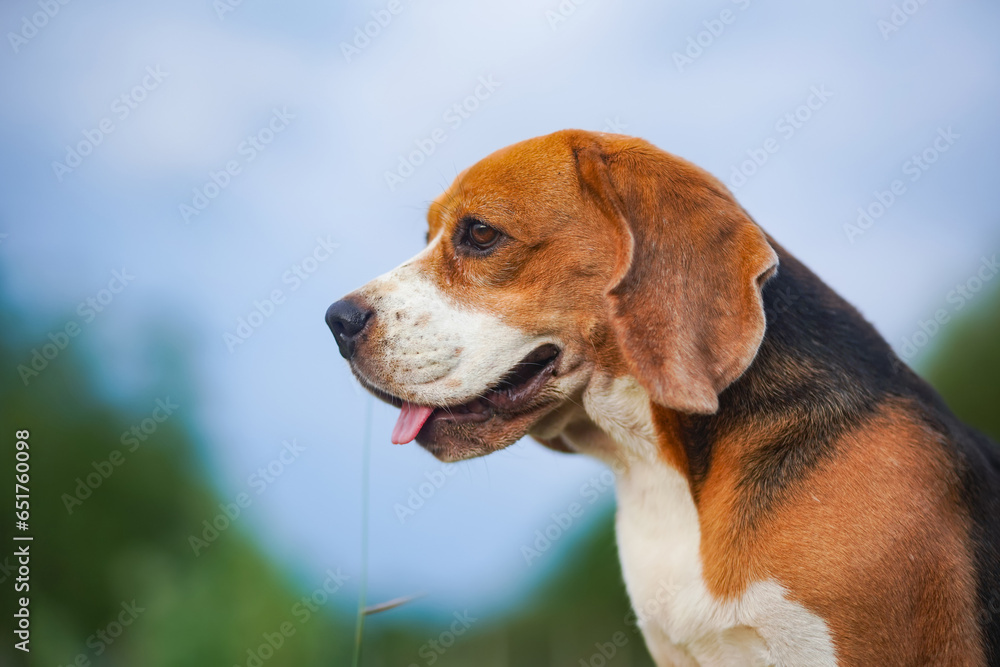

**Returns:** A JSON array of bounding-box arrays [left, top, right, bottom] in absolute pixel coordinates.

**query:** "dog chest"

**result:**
[[614, 462, 837, 667]]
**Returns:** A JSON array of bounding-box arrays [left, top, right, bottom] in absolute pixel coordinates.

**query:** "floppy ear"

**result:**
[[572, 133, 778, 415]]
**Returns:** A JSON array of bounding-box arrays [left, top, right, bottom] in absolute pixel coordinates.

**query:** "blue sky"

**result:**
[[2, 0, 999, 618]]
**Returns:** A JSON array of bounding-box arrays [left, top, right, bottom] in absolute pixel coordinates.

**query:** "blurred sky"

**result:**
[[1, 0, 999, 618]]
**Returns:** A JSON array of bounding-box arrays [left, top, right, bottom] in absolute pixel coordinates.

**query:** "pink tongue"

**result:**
[[391, 402, 435, 445]]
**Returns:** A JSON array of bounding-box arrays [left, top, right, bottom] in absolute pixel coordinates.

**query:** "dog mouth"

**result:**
[[361, 343, 562, 445]]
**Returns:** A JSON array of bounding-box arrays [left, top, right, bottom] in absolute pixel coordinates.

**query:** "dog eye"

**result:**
[[462, 219, 502, 252]]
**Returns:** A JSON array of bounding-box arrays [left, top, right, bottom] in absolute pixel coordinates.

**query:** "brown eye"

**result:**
[[463, 219, 502, 252]]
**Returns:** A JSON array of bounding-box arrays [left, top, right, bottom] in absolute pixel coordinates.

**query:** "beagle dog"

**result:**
[[326, 130, 1000, 666]]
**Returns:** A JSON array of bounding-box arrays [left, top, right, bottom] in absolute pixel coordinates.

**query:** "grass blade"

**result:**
[[351, 396, 374, 667]]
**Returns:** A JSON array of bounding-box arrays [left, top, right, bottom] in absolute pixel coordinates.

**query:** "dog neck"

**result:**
[[548, 248, 868, 665]]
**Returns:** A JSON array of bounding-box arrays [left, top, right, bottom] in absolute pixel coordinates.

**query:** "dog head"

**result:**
[[327, 130, 777, 461]]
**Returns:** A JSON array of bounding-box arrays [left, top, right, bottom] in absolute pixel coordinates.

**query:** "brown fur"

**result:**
[[341, 129, 994, 664]]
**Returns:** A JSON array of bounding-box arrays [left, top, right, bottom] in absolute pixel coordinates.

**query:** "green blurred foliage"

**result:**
[[922, 283, 1000, 442], [0, 307, 353, 666], [0, 281, 996, 666], [361, 510, 651, 666]]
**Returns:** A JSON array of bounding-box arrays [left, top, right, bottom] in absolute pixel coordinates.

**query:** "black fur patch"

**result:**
[[674, 238, 1000, 658]]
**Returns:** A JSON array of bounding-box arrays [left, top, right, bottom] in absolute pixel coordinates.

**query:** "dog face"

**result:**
[[327, 130, 777, 462]]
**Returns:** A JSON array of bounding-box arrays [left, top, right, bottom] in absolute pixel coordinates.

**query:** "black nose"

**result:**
[[325, 299, 372, 360]]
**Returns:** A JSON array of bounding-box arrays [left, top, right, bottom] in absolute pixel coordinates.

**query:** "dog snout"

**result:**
[[326, 298, 373, 360]]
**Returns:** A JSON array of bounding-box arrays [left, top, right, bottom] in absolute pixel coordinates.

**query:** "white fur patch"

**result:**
[[572, 376, 838, 667], [357, 240, 553, 405]]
